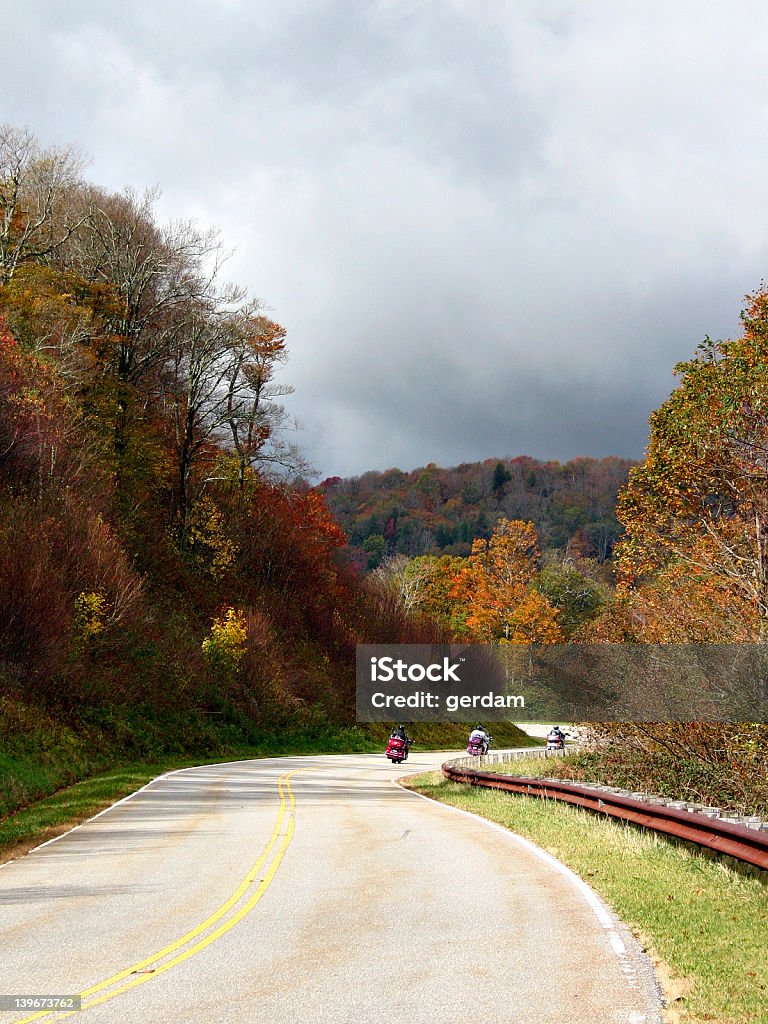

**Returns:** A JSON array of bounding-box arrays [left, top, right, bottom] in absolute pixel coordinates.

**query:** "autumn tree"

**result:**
[[0, 264, 101, 377], [582, 285, 768, 810], [413, 555, 469, 633], [503, 589, 561, 643], [584, 569, 759, 643], [617, 285, 768, 638], [163, 293, 302, 539], [451, 519, 562, 642], [234, 484, 347, 633], [224, 310, 305, 490], [0, 124, 88, 285], [64, 186, 220, 386], [369, 522, 564, 642]]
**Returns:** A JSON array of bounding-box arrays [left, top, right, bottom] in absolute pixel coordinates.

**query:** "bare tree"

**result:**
[[224, 308, 307, 489], [0, 124, 88, 284], [166, 297, 239, 535], [371, 554, 433, 614], [165, 294, 309, 535], [64, 185, 223, 385]]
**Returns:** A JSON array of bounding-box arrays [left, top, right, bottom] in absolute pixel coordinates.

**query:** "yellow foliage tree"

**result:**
[[188, 496, 238, 580], [73, 590, 107, 644], [502, 589, 562, 644]]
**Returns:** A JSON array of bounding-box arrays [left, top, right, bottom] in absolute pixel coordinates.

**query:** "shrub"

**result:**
[[201, 607, 248, 673]]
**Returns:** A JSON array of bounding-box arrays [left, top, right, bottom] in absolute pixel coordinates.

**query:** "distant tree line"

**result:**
[[321, 454, 633, 570]]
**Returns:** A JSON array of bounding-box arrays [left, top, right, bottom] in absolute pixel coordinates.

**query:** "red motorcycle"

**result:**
[[385, 735, 413, 763]]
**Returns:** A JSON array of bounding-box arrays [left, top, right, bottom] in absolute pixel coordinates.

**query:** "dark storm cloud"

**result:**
[[3, 2, 766, 474]]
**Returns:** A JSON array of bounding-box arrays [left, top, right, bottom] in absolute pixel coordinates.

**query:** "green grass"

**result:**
[[0, 764, 171, 858], [483, 753, 574, 777], [405, 770, 768, 1024]]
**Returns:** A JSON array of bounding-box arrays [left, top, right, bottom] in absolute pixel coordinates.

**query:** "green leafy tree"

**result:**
[[363, 533, 386, 569], [536, 556, 607, 636], [491, 460, 511, 498]]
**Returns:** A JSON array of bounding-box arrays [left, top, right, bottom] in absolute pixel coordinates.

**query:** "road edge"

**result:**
[[394, 773, 665, 1024]]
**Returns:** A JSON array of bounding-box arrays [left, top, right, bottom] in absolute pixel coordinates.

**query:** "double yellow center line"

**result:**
[[17, 769, 301, 1022]]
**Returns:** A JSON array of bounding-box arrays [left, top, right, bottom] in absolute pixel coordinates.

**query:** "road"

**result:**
[[0, 752, 662, 1023]]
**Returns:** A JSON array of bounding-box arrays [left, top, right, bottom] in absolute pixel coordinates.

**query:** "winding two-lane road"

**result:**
[[0, 752, 662, 1023]]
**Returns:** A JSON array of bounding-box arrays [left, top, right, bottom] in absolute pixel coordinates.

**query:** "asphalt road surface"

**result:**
[[0, 752, 662, 1024]]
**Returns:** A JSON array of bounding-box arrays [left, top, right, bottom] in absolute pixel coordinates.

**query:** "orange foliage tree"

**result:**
[[615, 285, 768, 640], [450, 519, 562, 642]]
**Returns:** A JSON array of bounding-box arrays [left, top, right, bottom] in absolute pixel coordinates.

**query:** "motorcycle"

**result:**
[[466, 734, 492, 756], [546, 731, 568, 751], [385, 735, 413, 763]]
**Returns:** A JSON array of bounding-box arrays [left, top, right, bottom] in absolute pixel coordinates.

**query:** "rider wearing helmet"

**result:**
[[469, 724, 490, 754], [547, 725, 566, 748]]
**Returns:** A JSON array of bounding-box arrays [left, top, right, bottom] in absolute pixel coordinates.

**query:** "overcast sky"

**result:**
[[4, 1, 768, 476]]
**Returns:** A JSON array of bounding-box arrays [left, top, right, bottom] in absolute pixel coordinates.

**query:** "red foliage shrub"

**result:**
[[0, 503, 72, 688]]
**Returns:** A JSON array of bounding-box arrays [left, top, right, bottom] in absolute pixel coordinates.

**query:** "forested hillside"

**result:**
[[346, 287, 768, 811], [321, 455, 634, 569], [0, 123, 461, 797]]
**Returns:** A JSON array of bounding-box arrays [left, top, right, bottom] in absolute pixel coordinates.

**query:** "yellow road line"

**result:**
[[16, 771, 300, 1023]]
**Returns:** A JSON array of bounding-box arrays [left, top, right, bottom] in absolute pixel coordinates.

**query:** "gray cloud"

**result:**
[[3, 1, 765, 474]]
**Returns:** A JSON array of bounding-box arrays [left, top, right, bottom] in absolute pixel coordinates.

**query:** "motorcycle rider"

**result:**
[[386, 724, 413, 762], [547, 725, 566, 747], [469, 724, 490, 754]]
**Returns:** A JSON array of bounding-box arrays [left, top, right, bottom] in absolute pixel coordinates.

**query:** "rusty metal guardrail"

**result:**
[[442, 760, 768, 871]]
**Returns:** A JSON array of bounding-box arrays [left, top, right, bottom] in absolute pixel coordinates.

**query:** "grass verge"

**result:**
[[0, 763, 173, 862], [404, 768, 768, 1024]]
